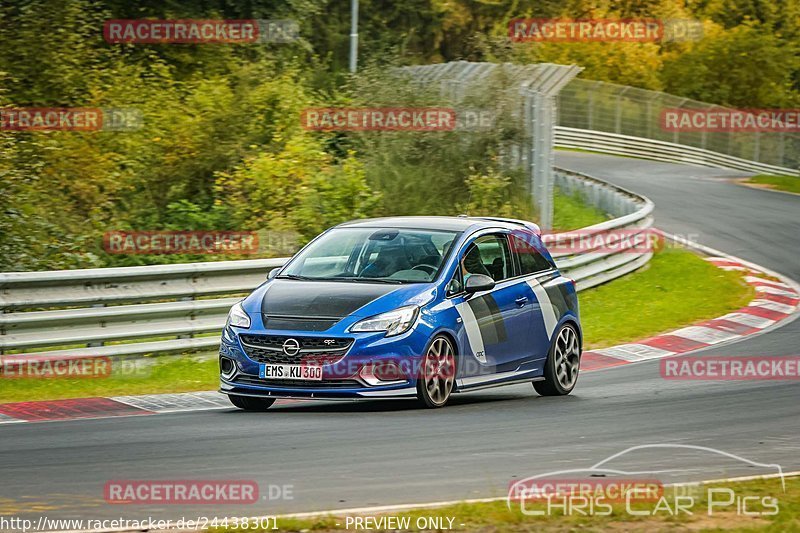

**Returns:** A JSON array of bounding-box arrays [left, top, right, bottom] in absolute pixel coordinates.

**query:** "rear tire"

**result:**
[[417, 335, 457, 408], [534, 323, 581, 396], [228, 394, 276, 411]]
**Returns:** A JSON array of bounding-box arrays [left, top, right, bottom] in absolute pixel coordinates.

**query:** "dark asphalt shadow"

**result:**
[[219, 389, 586, 414]]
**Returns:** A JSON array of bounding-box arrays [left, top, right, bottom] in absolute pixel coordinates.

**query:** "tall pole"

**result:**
[[528, 91, 555, 231], [349, 0, 359, 73]]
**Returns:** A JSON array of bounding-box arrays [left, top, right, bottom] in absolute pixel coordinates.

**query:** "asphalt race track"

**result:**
[[1, 153, 798, 523], [555, 152, 800, 359]]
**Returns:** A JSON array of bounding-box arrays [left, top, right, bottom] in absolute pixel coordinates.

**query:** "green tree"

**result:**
[[662, 23, 800, 107]]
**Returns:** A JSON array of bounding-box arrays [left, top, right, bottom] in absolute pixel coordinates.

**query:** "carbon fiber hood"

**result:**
[[259, 279, 399, 318]]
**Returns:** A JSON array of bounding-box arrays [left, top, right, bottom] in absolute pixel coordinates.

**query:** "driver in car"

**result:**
[[461, 244, 491, 283]]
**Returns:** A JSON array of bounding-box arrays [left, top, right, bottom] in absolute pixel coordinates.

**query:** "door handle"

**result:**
[[515, 296, 528, 307]]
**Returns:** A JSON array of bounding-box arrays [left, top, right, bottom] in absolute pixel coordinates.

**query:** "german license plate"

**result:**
[[259, 364, 323, 381]]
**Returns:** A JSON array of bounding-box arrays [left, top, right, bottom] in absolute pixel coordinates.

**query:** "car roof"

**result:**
[[335, 216, 540, 234]]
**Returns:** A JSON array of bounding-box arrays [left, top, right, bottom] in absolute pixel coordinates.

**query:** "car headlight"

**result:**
[[227, 302, 251, 329], [350, 305, 420, 337]]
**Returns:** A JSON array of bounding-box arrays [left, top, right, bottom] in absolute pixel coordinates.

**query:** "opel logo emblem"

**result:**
[[282, 338, 301, 356]]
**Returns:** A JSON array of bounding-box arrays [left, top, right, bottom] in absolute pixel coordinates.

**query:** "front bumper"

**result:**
[[218, 323, 432, 400], [219, 379, 418, 400]]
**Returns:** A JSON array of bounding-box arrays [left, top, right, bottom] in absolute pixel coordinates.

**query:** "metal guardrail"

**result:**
[[558, 77, 800, 172], [549, 168, 654, 291], [555, 127, 800, 176], [0, 259, 284, 359], [0, 169, 653, 360]]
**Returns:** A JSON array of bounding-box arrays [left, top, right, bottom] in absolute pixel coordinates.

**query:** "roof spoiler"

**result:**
[[473, 217, 541, 236]]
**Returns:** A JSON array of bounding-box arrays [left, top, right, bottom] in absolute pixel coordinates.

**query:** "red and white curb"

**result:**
[[2, 248, 797, 425], [0, 392, 297, 424], [582, 253, 800, 371]]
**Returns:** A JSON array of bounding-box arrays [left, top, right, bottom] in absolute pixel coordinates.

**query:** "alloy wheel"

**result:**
[[422, 336, 456, 406], [554, 325, 580, 390]]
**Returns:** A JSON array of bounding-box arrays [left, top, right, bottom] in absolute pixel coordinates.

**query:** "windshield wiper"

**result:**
[[278, 275, 405, 284], [336, 277, 405, 284], [276, 274, 317, 280]]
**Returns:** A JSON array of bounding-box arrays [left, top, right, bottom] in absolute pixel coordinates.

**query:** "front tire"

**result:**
[[228, 394, 276, 411], [417, 335, 456, 408], [534, 323, 581, 396]]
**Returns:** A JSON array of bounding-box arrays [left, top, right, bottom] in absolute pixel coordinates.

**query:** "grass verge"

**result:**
[[0, 355, 219, 404], [240, 476, 799, 532], [580, 247, 754, 349], [0, 248, 754, 403], [553, 190, 611, 230], [742, 175, 800, 195]]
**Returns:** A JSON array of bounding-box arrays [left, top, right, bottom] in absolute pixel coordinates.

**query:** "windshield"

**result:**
[[280, 227, 460, 283]]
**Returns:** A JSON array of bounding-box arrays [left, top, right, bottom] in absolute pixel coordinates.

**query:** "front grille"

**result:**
[[233, 374, 361, 388], [239, 334, 353, 365], [262, 315, 340, 332], [240, 334, 352, 351]]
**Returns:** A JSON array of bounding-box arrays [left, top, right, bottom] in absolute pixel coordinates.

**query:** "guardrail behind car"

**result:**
[[0, 169, 653, 360], [555, 127, 800, 176]]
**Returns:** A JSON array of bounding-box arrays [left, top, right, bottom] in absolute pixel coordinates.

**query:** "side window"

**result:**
[[461, 234, 513, 282], [510, 234, 553, 275]]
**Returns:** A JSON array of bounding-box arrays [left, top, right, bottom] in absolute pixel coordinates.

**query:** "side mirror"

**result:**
[[464, 273, 495, 294], [267, 267, 281, 280]]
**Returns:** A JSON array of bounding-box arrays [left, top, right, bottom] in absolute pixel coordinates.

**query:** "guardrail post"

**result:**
[[674, 98, 687, 145], [614, 87, 625, 134], [754, 131, 761, 162], [88, 303, 106, 347], [178, 295, 195, 340], [529, 90, 555, 230]]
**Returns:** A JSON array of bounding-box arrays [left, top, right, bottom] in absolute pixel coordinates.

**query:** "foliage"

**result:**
[[0, 0, 797, 270], [216, 139, 381, 243], [662, 23, 800, 107], [458, 169, 518, 218]]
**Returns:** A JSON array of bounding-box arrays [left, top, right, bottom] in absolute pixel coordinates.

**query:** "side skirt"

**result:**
[[456, 375, 545, 393]]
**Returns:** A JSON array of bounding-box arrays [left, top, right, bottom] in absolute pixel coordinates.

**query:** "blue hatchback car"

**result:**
[[219, 216, 582, 409]]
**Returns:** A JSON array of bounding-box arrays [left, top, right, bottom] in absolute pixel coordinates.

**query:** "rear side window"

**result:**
[[510, 234, 552, 275]]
